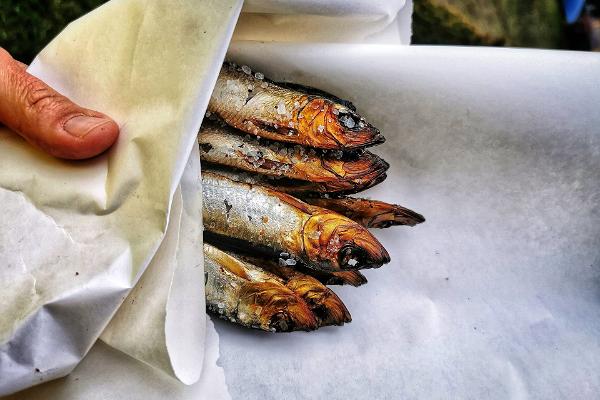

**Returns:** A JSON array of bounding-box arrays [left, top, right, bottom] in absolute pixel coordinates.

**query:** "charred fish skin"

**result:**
[[201, 172, 390, 272], [228, 252, 352, 327], [202, 164, 388, 195], [199, 122, 389, 193], [303, 197, 426, 228], [204, 244, 318, 332], [208, 62, 384, 150], [300, 268, 368, 287]]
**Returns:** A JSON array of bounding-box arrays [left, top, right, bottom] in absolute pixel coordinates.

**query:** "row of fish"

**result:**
[[200, 62, 424, 332]]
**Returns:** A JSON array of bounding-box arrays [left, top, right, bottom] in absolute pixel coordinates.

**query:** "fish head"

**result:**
[[286, 275, 352, 326], [238, 282, 318, 332], [297, 98, 385, 149], [303, 210, 391, 271]]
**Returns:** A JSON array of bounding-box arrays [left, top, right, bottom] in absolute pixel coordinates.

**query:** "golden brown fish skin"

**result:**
[[279, 273, 351, 326], [303, 197, 426, 228], [204, 244, 318, 332], [233, 253, 352, 327], [199, 122, 389, 193], [208, 63, 384, 150], [263, 186, 391, 271], [202, 164, 388, 195], [304, 269, 368, 287], [202, 172, 390, 271]]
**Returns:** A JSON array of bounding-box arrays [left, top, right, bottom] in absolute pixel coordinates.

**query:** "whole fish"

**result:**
[[204, 243, 318, 332], [224, 251, 352, 327], [202, 164, 387, 195], [303, 197, 426, 228], [202, 171, 390, 272], [199, 121, 389, 193], [208, 62, 385, 150]]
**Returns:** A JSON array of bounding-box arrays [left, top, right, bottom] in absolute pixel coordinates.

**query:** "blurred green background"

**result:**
[[0, 0, 579, 63]]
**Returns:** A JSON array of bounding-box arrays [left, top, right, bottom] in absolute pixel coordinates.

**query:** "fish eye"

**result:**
[[338, 112, 361, 129], [338, 244, 366, 269]]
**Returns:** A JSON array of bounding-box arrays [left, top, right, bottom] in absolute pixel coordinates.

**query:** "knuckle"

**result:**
[[19, 75, 68, 115]]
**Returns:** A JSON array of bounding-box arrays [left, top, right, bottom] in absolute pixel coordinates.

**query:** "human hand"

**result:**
[[0, 48, 119, 159]]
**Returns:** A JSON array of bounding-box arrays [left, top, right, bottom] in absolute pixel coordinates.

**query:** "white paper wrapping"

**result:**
[[0, 0, 241, 395], [4, 317, 229, 400], [99, 145, 205, 385], [214, 43, 600, 399], [234, 0, 412, 44]]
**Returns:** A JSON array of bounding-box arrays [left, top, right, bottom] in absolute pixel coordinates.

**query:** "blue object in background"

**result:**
[[563, 0, 586, 23]]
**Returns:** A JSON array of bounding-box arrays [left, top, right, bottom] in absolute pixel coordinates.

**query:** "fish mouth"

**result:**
[[286, 277, 352, 326], [372, 207, 426, 228], [303, 210, 390, 271], [256, 285, 318, 332], [239, 281, 318, 332], [267, 301, 319, 332], [329, 271, 368, 287], [311, 292, 352, 326], [334, 110, 386, 149], [336, 231, 391, 270]]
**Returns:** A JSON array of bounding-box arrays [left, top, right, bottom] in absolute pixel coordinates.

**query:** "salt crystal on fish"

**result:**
[[332, 108, 339, 115], [308, 231, 321, 240], [205, 110, 212, 118], [241, 65, 252, 75], [280, 252, 290, 257], [261, 82, 269, 89], [285, 259, 297, 266], [255, 72, 264, 80], [347, 258, 358, 267], [276, 101, 287, 115], [317, 125, 325, 133], [279, 258, 287, 267]]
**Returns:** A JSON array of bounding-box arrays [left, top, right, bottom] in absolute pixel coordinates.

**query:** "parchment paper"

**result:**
[[234, 0, 412, 44], [214, 43, 600, 399], [4, 317, 229, 400], [0, 0, 241, 394]]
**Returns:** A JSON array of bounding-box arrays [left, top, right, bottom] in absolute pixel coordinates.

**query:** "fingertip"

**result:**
[[74, 117, 120, 159], [46, 117, 120, 160]]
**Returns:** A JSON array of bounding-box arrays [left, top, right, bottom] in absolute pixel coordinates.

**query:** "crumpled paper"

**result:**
[[0, 0, 241, 395]]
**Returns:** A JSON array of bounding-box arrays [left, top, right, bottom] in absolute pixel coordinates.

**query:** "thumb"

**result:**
[[0, 48, 119, 159]]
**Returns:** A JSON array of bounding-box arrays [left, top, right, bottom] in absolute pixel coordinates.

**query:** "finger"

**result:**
[[0, 48, 119, 159], [14, 60, 28, 70]]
